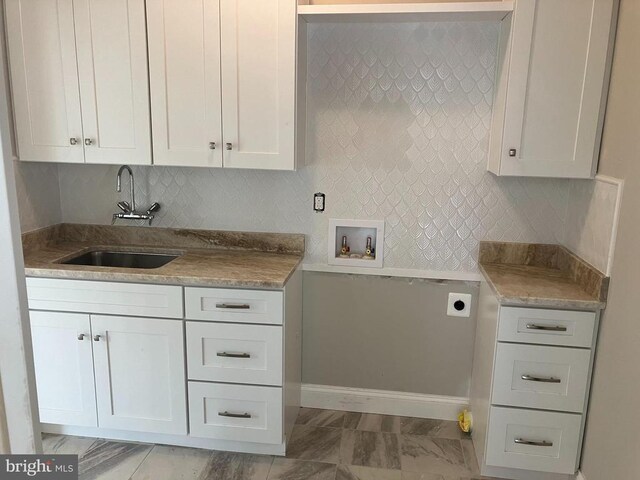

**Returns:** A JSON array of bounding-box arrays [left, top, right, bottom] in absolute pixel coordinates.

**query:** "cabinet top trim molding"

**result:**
[[298, 1, 514, 23]]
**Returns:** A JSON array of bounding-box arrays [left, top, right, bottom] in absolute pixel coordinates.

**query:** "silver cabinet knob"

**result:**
[[77, 333, 86, 340], [508, 148, 517, 157], [209, 142, 216, 150], [93, 335, 102, 342], [225, 143, 232, 151], [70, 138, 79, 146], [84, 138, 94, 146]]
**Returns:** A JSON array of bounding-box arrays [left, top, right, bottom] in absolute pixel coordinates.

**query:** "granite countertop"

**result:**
[[479, 242, 609, 311], [22, 224, 305, 290]]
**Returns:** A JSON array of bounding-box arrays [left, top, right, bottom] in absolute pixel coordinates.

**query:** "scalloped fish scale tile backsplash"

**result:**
[[52, 22, 576, 273]]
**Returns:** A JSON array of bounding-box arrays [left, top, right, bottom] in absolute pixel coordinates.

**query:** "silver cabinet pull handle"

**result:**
[[525, 324, 567, 332], [509, 148, 517, 157], [93, 335, 102, 342], [77, 333, 86, 340], [521, 374, 561, 384], [514, 438, 553, 447], [209, 142, 216, 150], [84, 138, 93, 146], [225, 142, 232, 150], [70, 138, 79, 146], [217, 352, 251, 359], [215, 303, 251, 310], [218, 411, 251, 419]]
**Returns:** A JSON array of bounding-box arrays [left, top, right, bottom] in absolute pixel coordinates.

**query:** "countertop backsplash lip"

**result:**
[[478, 240, 609, 310], [22, 223, 306, 256]]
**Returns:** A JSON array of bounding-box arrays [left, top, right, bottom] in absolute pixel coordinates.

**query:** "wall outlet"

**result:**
[[314, 193, 325, 212], [447, 293, 472, 317]]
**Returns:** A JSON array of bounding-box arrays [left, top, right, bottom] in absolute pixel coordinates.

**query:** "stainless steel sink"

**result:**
[[62, 251, 180, 269]]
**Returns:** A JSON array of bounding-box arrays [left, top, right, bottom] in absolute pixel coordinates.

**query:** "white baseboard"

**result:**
[[301, 384, 468, 421]]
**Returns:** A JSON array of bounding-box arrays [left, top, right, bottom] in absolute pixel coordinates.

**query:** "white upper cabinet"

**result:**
[[73, 0, 151, 165], [147, 0, 223, 167], [5, 0, 84, 163], [5, 0, 152, 164], [220, 0, 297, 170], [488, 0, 617, 178]]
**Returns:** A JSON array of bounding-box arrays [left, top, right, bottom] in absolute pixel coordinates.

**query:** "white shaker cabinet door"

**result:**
[[5, 0, 84, 163], [147, 0, 223, 167], [73, 0, 152, 165], [220, 0, 297, 170], [491, 0, 616, 178], [91, 315, 187, 435], [29, 311, 97, 427]]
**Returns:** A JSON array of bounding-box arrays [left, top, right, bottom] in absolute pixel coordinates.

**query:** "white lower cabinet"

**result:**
[[91, 315, 187, 435], [29, 311, 97, 427], [188, 382, 283, 444], [186, 321, 283, 386], [492, 343, 591, 413], [470, 281, 600, 480], [27, 274, 302, 454], [30, 312, 186, 435], [486, 407, 582, 474]]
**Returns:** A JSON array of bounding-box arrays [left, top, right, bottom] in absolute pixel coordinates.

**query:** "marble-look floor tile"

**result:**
[[400, 473, 444, 480], [399, 419, 462, 439], [400, 436, 469, 477], [337, 464, 402, 480], [42, 434, 96, 457], [201, 451, 273, 480], [267, 458, 336, 480], [340, 430, 401, 470], [296, 408, 346, 428], [79, 440, 153, 480], [344, 413, 401, 433], [130, 445, 211, 480], [286, 426, 342, 463]]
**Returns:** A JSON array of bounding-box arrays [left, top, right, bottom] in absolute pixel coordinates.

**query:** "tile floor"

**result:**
[[43, 408, 497, 480]]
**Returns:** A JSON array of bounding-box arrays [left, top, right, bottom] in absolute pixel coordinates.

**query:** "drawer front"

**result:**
[[26, 278, 183, 318], [185, 287, 283, 325], [492, 343, 591, 413], [188, 382, 282, 444], [486, 407, 582, 474], [186, 322, 283, 386], [498, 307, 596, 348]]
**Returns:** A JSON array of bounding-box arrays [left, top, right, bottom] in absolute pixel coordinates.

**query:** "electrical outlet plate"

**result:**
[[447, 293, 472, 317]]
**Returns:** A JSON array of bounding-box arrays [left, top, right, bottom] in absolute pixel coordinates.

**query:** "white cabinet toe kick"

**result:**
[[26, 275, 302, 455], [471, 284, 601, 480]]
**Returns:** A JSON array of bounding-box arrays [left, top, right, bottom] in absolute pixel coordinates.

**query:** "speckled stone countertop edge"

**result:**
[[21, 224, 305, 290], [478, 263, 606, 311]]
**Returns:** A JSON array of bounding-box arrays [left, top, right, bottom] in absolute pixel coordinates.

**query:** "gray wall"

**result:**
[[581, 1, 640, 478], [302, 272, 478, 397]]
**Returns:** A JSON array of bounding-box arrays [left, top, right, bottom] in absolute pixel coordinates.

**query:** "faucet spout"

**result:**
[[116, 165, 136, 212]]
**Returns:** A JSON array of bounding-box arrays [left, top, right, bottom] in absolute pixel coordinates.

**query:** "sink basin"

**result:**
[[62, 251, 180, 269]]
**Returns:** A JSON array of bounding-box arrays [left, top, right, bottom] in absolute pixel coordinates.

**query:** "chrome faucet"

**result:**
[[116, 165, 136, 213], [113, 165, 161, 225]]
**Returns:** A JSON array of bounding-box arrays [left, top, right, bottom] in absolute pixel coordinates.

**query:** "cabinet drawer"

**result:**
[[26, 278, 183, 318], [486, 407, 582, 474], [492, 343, 591, 413], [186, 322, 282, 386], [188, 382, 282, 444], [498, 307, 596, 348], [185, 287, 283, 325]]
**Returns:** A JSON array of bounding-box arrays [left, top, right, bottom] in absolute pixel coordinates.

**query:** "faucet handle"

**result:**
[[146, 203, 161, 215], [117, 201, 131, 213]]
